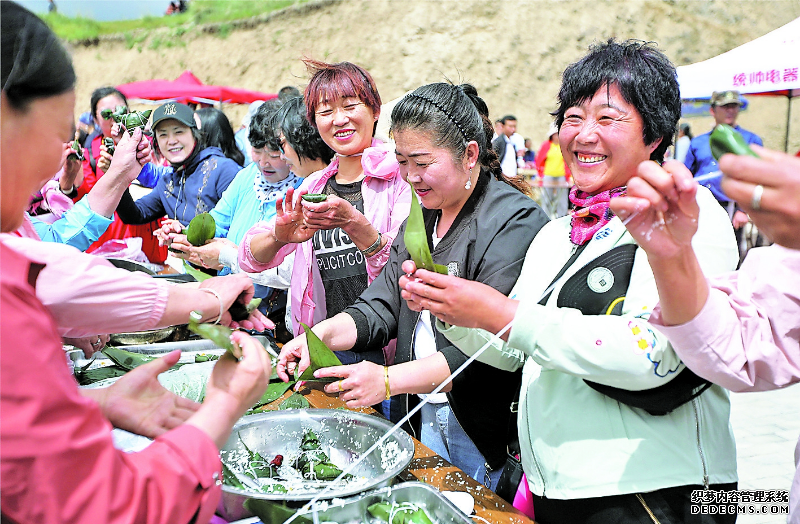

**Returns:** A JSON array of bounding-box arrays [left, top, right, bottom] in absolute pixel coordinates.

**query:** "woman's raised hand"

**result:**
[[610, 160, 700, 259], [97, 141, 113, 173], [206, 332, 271, 412], [273, 187, 317, 244], [107, 128, 148, 183]]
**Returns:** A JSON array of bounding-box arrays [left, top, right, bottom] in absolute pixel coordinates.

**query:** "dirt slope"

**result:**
[[68, 0, 800, 150]]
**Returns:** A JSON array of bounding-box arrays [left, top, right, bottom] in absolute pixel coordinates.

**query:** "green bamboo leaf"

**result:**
[[294, 323, 343, 382], [221, 462, 245, 489], [238, 434, 278, 479], [260, 482, 287, 494], [244, 499, 312, 524], [103, 136, 116, 156], [101, 346, 156, 371], [116, 109, 152, 135], [404, 183, 448, 275], [76, 365, 127, 386], [101, 105, 127, 120], [187, 311, 239, 358], [182, 260, 212, 282], [279, 391, 310, 410], [67, 139, 84, 161], [301, 193, 328, 203], [300, 430, 321, 450], [252, 380, 294, 409], [367, 502, 434, 524]]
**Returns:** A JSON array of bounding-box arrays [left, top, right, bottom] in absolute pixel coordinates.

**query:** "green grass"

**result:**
[[42, 0, 302, 41]]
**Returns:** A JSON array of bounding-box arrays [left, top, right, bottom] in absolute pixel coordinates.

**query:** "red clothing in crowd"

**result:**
[[77, 134, 168, 263]]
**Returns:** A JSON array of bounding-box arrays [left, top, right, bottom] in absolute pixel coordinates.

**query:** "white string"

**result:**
[[283, 318, 515, 524], [693, 170, 722, 185]]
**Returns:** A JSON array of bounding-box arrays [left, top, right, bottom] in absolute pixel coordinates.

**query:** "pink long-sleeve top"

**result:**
[[238, 140, 411, 336], [650, 244, 800, 520], [1, 234, 169, 339], [0, 242, 222, 524]]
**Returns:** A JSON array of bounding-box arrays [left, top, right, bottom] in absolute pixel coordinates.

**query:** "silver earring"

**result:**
[[465, 166, 474, 190]]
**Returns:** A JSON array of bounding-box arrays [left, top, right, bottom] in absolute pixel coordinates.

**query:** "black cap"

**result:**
[[151, 102, 196, 130]]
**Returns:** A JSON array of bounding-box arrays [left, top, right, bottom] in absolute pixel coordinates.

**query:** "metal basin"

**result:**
[[219, 409, 415, 521], [294, 482, 473, 523]]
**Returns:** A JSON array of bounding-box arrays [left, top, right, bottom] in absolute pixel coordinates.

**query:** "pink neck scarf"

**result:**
[[568, 186, 626, 245]]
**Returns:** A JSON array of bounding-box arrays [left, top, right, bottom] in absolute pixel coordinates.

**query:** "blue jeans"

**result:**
[[420, 402, 503, 489]]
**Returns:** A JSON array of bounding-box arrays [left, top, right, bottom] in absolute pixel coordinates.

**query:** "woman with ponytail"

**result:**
[[276, 82, 548, 488]]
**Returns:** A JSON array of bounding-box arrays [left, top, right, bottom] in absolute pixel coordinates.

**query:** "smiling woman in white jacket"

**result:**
[[399, 40, 740, 524]]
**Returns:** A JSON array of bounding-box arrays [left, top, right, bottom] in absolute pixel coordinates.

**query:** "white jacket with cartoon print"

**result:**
[[440, 186, 739, 500]]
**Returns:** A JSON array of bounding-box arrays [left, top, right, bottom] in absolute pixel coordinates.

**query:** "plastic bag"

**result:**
[[157, 361, 215, 402], [91, 237, 151, 264]]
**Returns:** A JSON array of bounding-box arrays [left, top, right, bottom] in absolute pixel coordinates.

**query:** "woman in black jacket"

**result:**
[[276, 82, 549, 488]]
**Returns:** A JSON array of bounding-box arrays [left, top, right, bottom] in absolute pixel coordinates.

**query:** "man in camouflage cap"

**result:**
[[684, 90, 763, 250]]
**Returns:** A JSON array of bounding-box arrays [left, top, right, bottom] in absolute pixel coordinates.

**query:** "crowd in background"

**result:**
[[4, 2, 800, 523]]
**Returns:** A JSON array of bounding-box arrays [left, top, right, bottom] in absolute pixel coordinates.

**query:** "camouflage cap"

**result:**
[[711, 90, 743, 107]]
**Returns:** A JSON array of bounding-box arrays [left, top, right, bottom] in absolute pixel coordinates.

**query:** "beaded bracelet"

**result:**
[[362, 232, 382, 257]]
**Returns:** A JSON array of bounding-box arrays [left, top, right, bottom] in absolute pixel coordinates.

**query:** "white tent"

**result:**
[[676, 17, 800, 150]]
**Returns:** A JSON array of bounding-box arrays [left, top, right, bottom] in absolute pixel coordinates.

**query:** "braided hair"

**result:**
[[390, 83, 531, 196]]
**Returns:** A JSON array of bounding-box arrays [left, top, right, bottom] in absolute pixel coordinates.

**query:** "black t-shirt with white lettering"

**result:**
[[312, 178, 369, 318]]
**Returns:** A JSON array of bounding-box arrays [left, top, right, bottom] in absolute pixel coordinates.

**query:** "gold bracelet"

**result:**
[[383, 366, 391, 400]]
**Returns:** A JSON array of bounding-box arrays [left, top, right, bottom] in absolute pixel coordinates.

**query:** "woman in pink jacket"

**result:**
[[239, 60, 410, 367], [610, 147, 800, 521]]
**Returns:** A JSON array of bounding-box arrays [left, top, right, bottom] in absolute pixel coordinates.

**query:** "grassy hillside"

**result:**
[[43, 0, 302, 41]]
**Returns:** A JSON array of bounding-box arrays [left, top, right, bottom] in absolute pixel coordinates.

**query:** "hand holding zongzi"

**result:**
[[186, 331, 270, 448]]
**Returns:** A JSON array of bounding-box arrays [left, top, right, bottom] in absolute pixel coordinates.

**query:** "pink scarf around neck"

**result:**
[[568, 186, 626, 245]]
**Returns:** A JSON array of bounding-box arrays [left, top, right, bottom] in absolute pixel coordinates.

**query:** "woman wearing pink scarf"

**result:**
[[400, 41, 741, 523]]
